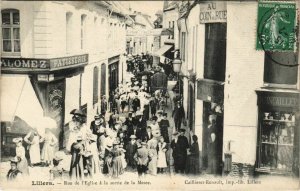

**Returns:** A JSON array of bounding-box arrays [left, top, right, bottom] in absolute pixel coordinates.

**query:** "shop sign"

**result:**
[[1, 54, 88, 73], [200, 1, 227, 24], [38, 74, 54, 82], [0, 57, 50, 71], [197, 79, 224, 104], [256, 2, 296, 52], [256, 90, 300, 109], [50, 54, 88, 70]]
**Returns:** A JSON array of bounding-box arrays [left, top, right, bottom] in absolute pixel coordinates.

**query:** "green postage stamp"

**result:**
[[256, 2, 297, 52]]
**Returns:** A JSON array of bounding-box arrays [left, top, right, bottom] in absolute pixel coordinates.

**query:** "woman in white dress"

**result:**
[[13, 137, 29, 175], [24, 129, 43, 166], [41, 128, 58, 166], [147, 139, 158, 176], [157, 136, 168, 174]]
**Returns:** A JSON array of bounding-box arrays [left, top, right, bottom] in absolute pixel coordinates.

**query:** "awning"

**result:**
[[0, 75, 44, 128], [153, 45, 173, 57], [161, 28, 174, 36]]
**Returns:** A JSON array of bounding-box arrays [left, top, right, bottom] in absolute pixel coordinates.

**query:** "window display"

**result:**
[[258, 111, 296, 173]]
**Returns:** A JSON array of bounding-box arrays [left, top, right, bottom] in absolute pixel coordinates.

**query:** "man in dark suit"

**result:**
[[101, 95, 108, 115], [125, 112, 135, 138], [172, 101, 185, 131], [174, 128, 189, 174], [132, 94, 141, 113], [143, 126, 153, 142], [125, 135, 138, 169]]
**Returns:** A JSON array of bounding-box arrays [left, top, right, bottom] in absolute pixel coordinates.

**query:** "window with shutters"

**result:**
[[66, 12, 72, 54], [81, 14, 87, 50], [1, 9, 20, 55], [263, 52, 298, 87]]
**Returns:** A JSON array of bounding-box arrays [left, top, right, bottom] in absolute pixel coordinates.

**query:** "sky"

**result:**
[[123, 1, 164, 21]]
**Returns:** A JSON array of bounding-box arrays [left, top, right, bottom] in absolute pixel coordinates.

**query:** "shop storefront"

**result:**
[[0, 54, 88, 148], [197, 79, 224, 175], [197, 1, 227, 175], [255, 89, 300, 176]]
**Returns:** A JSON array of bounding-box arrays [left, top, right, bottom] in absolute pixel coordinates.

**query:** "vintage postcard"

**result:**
[[0, 0, 299, 191]]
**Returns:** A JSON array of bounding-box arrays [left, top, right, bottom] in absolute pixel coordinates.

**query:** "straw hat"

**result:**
[[12, 137, 23, 143], [130, 135, 137, 139]]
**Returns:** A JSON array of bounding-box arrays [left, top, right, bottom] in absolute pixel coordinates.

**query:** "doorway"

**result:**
[[202, 101, 224, 175]]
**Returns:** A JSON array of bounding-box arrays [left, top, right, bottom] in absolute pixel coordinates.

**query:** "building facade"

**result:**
[[0, 1, 128, 149], [126, 10, 154, 56], [179, 0, 300, 177]]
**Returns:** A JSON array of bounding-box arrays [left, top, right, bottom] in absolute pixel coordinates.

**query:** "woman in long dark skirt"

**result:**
[[150, 97, 158, 117], [159, 113, 170, 143], [69, 136, 85, 179], [186, 135, 200, 175]]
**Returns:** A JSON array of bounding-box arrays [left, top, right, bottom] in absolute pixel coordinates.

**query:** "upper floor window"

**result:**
[[66, 12, 73, 54], [204, 23, 227, 81], [81, 14, 87, 50], [93, 66, 99, 105], [1, 9, 20, 53], [264, 52, 298, 86]]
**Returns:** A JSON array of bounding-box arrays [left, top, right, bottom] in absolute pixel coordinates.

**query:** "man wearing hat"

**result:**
[[134, 142, 149, 177], [170, 131, 179, 171], [174, 128, 189, 174], [24, 128, 42, 167], [128, 89, 136, 111], [134, 111, 147, 140], [132, 94, 141, 113], [101, 95, 108, 115], [50, 153, 65, 180], [159, 113, 170, 143], [172, 101, 185, 131], [7, 157, 22, 181], [125, 135, 138, 169]]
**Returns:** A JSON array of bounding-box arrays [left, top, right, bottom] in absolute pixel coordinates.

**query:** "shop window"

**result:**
[[66, 12, 72, 54], [204, 23, 227, 81], [93, 66, 99, 105], [264, 52, 298, 86], [257, 110, 297, 174], [80, 14, 87, 50], [1, 9, 20, 54]]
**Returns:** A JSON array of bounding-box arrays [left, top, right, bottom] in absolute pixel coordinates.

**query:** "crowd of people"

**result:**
[[6, 54, 200, 181]]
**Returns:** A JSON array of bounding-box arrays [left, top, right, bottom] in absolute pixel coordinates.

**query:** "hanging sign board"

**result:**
[[197, 79, 224, 104], [200, 1, 227, 24]]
